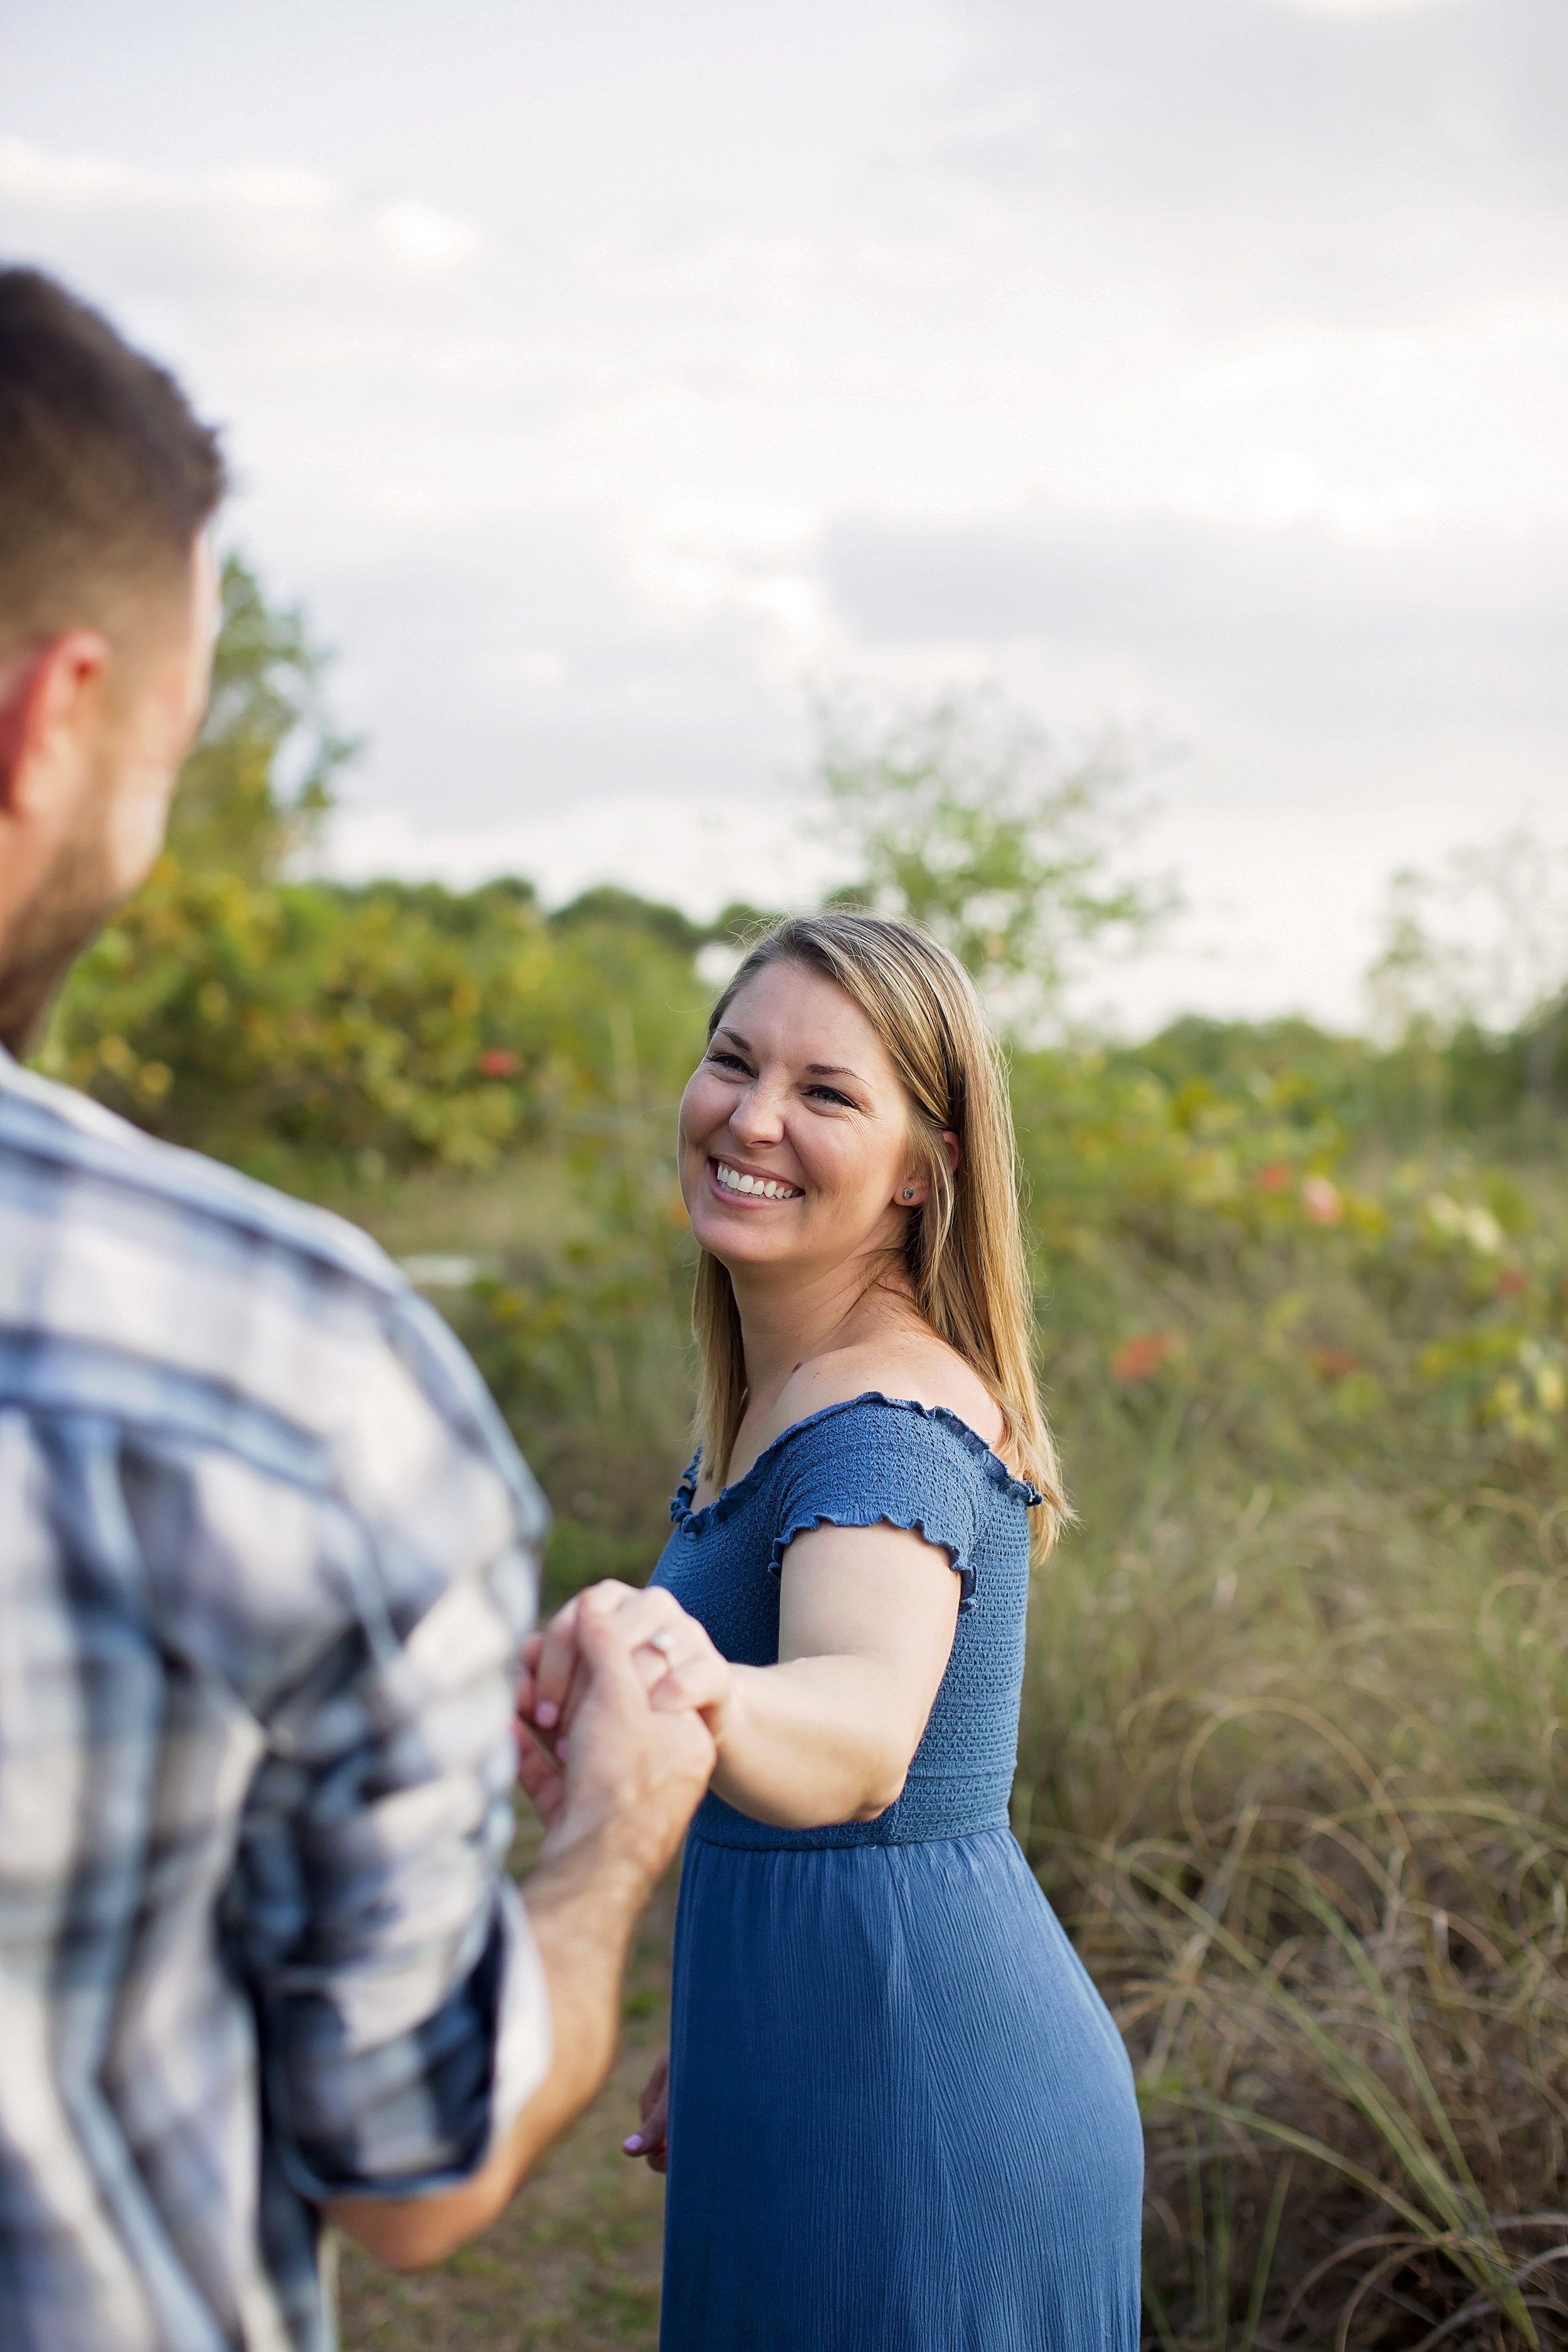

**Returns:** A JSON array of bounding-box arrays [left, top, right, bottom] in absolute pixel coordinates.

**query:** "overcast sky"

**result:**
[[4, 0, 1565, 1029]]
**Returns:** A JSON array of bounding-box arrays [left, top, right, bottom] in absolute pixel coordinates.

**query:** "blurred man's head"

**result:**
[[0, 269, 225, 1054]]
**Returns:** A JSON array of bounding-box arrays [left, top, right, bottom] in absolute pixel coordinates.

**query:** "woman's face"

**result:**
[[678, 957, 930, 1282]]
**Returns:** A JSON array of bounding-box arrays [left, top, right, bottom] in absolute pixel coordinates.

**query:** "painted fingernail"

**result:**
[[535, 1701, 559, 1729], [623, 2134, 645, 2153]]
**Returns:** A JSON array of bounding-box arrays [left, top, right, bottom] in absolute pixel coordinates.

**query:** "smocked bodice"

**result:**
[[649, 1392, 1041, 1850]]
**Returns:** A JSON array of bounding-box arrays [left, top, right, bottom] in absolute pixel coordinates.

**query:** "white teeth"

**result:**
[[716, 1162, 797, 1200]]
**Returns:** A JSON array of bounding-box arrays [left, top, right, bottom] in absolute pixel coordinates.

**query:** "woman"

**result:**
[[522, 912, 1143, 2350]]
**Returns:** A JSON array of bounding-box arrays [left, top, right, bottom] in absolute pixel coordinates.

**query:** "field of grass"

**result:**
[[326, 1059, 1568, 2352]]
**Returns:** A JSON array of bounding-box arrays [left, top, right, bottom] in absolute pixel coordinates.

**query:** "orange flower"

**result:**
[[1255, 1160, 1293, 1192], [1111, 1331, 1183, 1382], [477, 1047, 522, 1079], [1305, 1344, 1359, 1380], [1494, 1267, 1530, 1298]]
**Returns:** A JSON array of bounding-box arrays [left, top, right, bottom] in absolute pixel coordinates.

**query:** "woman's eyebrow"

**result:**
[[713, 1029, 862, 1084]]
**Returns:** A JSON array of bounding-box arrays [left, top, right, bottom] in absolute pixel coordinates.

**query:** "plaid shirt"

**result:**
[[0, 1048, 553, 2352]]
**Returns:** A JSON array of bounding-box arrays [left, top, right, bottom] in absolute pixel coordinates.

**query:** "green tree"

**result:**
[[1366, 831, 1568, 1047], [818, 687, 1174, 1029], [167, 551, 357, 881], [36, 555, 721, 1186]]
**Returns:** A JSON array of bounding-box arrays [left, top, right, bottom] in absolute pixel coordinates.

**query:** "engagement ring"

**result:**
[[649, 1629, 679, 1661]]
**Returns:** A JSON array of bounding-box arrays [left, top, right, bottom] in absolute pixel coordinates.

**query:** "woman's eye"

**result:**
[[807, 1085, 854, 1108], [708, 1051, 750, 1074]]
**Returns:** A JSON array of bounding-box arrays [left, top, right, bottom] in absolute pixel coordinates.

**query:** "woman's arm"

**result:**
[[709, 1522, 960, 1826], [522, 1528, 961, 1833]]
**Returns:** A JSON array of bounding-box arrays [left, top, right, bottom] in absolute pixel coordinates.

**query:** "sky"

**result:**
[[3, 0, 1565, 1031]]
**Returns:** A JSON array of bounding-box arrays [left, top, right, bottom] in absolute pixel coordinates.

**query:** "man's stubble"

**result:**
[[0, 778, 127, 1057]]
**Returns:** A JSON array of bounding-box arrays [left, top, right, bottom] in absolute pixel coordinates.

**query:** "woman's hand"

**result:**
[[513, 1682, 568, 1828], [623, 2050, 669, 2173], [524, 1582, 733, 1746]]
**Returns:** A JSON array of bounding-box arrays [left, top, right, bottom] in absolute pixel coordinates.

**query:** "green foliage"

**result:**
[[551, 884, 711, 960], [39, 868, 713, 1188], [1003, 1044, 1568, 2348], [38, 559, 716, 1187], [1367, 833, 1568, 1128], [170, 552, 356, 881], [818, 688, 1174, 1024], [453, 1222, 693, 1611]]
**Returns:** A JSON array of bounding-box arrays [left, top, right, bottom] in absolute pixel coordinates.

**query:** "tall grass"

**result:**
[[1021, 1473, 1567, 2347], [361, 1028, 1568, 2346], [1012, 1055, 1568, 2347]]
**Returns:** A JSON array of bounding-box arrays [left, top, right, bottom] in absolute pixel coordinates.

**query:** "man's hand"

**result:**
[[519, 1581, 732, 1770], [537, 1582, 718, 1887], [514, 1582, 728, 1839], [329, 1587, 715, 2270]]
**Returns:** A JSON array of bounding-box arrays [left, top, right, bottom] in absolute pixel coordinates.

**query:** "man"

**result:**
[[0, 267, 714, 2351]]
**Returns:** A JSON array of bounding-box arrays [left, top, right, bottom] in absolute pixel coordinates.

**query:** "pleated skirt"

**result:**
[[659, 1826, 1143, 2351]]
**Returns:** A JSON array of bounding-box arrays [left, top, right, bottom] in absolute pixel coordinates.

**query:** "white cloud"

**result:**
[[374, 201, 479, 272], [1172, 450, 1442, 540], [0, 136, 477, 281], [1261, 0, 1463, 14], [0, 136, 339, 217], [624, 504, 832, 664]]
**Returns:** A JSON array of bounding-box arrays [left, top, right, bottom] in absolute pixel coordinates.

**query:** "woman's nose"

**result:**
[[730, 1081, 786, 1143]]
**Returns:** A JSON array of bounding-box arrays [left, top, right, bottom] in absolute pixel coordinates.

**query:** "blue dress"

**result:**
[[648, 1393, 1143, 2351]]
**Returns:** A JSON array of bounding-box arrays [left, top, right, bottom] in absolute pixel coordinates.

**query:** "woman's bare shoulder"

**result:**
[[775, 1330, 1004, 1450]]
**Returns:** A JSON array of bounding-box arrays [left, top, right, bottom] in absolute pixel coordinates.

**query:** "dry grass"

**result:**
[[1022, 1476, 1568, 2349], [338, 1130, 1568, 2349]]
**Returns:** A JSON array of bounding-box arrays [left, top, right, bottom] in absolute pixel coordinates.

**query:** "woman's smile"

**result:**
[[708, 1156, 804, 1204]]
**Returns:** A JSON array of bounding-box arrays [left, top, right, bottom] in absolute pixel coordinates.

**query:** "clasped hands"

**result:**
[[512, 1582, 731, 2180], [514, 1580, 732, 1833]]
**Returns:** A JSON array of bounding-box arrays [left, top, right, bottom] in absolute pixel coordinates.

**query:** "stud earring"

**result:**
[[903, 1187, 915, 1200]]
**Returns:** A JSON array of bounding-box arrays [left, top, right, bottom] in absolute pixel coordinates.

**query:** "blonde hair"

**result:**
[[691, 910, 1067, 1556]]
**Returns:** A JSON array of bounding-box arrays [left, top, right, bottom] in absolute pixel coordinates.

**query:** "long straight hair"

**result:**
[[691, 911, 1067, 1556]]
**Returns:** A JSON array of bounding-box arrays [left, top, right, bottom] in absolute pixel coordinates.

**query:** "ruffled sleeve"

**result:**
[[766, 1394, 1036, 1611]]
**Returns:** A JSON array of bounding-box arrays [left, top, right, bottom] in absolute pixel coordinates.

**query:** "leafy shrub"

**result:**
[[1009, 1042, 1568, 2347], [39, 865, 714, 1187]]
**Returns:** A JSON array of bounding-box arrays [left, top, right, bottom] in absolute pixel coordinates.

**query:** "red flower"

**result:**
[[1305, 1345, 1359, 1380], [1255, 1160, 1293, 1192], [1494, 1267, 1529, 1299], [1111, 1332, 1183, 1382], [478, 1047, 521, 1079]]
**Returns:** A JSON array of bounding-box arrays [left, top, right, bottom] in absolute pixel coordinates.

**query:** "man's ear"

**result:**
[[0, 633, 112, 816]]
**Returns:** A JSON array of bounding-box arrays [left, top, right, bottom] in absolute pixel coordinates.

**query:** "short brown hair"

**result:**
[[0, 268, 226, 655]]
